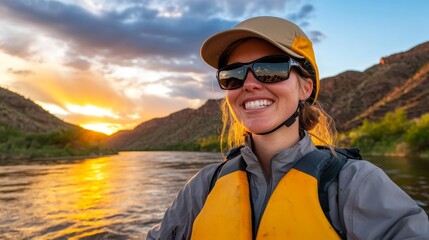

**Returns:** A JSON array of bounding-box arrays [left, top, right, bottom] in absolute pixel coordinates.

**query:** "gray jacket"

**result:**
[[147, 134, 429, 239]]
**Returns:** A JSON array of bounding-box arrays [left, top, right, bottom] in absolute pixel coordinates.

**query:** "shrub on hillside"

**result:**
[[348, 109, 410, 153], [0, 126, 115, 159], [404, 113, 429, 153]]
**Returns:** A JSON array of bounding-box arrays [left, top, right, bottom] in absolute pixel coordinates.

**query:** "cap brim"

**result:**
[[201, 28, 304, 69]]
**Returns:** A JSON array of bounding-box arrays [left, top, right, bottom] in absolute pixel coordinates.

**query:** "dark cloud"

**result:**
[[0, 0, 235, 61], [308, 31, 326, 43], [0, 33, 33, 58], [7, 68, 34, 76], [284, 4, 325, 44], [0, 1, 322, 62], [0, 0, 323, 101], [178, 0, 220, 18], [288, 4, 314, 23], [297, 4, 314, 19], [215, 0, 294, 19], [64, 57, 91, 71], [140, 56, 211, 74], [163, 76, 209, 99]]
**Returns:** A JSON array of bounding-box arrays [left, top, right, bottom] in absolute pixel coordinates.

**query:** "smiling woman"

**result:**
[[147, 16, 429, 240]]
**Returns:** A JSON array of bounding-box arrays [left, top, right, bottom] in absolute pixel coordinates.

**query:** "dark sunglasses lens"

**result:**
[[253, 61, 290, 83], [218, 66, 246, 89]]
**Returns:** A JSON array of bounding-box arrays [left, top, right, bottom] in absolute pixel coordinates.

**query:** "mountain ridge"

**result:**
[[106, 41, 429, 150], [104, 99, 222, 150], [1, 41, 428, 153], [0, 87, 77, 132], [318, 41, 429, 131], [0, 87, 112, 158]]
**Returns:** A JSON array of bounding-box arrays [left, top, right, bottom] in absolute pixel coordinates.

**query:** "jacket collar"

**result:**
[[240, 132, 317, 179]]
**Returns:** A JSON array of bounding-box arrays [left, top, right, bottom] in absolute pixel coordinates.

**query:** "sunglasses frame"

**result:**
[[216, 55, 302, 90]]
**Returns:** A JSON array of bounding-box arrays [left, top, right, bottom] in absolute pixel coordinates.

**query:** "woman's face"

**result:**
[[226, 38, 312, 134]]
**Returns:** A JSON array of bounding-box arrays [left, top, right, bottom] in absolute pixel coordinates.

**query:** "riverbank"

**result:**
[[0, 150, 118, 163], [358, 149, 429, 159], [339, 110, 429, 159]]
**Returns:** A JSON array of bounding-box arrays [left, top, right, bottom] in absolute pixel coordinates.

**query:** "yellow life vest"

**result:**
[[191, 150, 342, 240]]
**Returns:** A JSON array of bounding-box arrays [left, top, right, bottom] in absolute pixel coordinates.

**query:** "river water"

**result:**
[[0, 151, 428, 239]]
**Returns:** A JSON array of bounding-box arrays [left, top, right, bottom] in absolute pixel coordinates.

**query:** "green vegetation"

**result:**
[[340, 110, 429, 157], [131, 109, 429, 157], [0, 121, 116, 159], [404, 114, 429, 152], [3, 107, 427, 158], [198, 135, 226, 152]]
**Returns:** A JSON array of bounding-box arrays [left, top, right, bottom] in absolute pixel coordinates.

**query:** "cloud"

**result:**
[[308, 31, 326, 43], [0, 0, 324, 133], [0, 0, 233, 61], [7, 68, 33, 76], [155, 75, 222, 99], [0, 0, 324, 75], [9, 68, 134, 112], [64, 56, 91, 71], [0, 1, 320, 61], [297, 4, 314, 20], [287, 4, 314, 23], [0, 30, 34, 58]]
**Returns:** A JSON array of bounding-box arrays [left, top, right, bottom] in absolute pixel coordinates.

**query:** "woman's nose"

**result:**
[[242, 69, 263, 91]]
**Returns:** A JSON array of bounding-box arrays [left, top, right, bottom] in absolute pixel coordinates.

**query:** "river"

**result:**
[[0, 151, 428, 239]]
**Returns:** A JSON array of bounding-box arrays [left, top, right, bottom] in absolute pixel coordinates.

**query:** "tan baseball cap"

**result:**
[[200, 16, 320, 103]]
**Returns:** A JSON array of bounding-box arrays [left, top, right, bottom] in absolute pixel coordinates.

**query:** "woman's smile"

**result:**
[[243, 99, 273, 110]]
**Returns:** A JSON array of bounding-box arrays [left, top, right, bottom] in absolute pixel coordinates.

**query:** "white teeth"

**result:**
[[244, 100, 273, 110]]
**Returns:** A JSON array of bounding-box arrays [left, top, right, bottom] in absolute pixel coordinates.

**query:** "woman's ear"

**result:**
[[299, 77, 313, 101]]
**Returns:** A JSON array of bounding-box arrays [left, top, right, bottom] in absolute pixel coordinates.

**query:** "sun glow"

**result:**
[[81, 123, 123, 135], [37, 101, 69, 116], [66, 104, 119, 118]]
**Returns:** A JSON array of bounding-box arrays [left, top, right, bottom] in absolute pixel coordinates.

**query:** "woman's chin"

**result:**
[[244, 124, 276, 134]]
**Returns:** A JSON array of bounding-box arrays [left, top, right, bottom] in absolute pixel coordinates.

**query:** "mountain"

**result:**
[[318, 41, 429, 131], [105, 41, 429, 150], [0, 87, 77, 132], [0, 87, 111, 158], [104, 99, 223, 150]]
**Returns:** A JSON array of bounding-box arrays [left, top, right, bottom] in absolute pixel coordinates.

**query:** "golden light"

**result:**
[[81, 123, 123, 135], [36, 101, 69, 116], [66, 104, 119, 118]]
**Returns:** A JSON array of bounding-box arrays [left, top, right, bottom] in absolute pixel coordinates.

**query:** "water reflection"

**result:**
[[367, 155, 429, 209], [0, 152, 427, 239], [0, 152, 222, 239]]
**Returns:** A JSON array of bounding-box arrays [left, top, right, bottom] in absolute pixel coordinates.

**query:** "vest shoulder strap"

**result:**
[[308, 146, 362, 239], [209, 145, 244, 191], [295, 147, 348, 238]]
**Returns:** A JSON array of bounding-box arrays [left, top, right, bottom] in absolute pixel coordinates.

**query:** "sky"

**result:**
[[0, 0, 428, 135]]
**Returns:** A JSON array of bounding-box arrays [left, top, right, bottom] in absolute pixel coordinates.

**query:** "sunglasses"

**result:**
[[216, 55, 302, 90]]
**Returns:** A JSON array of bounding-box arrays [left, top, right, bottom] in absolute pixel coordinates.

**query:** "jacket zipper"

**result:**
[[254, 160, 273, 239]]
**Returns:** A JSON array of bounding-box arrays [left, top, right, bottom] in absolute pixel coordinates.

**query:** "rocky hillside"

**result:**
[[0, 87, 76, 132], [4, 41, 424, 152], [105, 41, 429, 150], [0, 87, 107, 138], [318, 41, 429, 131], [0, 87, 111, 158], [104, 99, 222, 150]]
